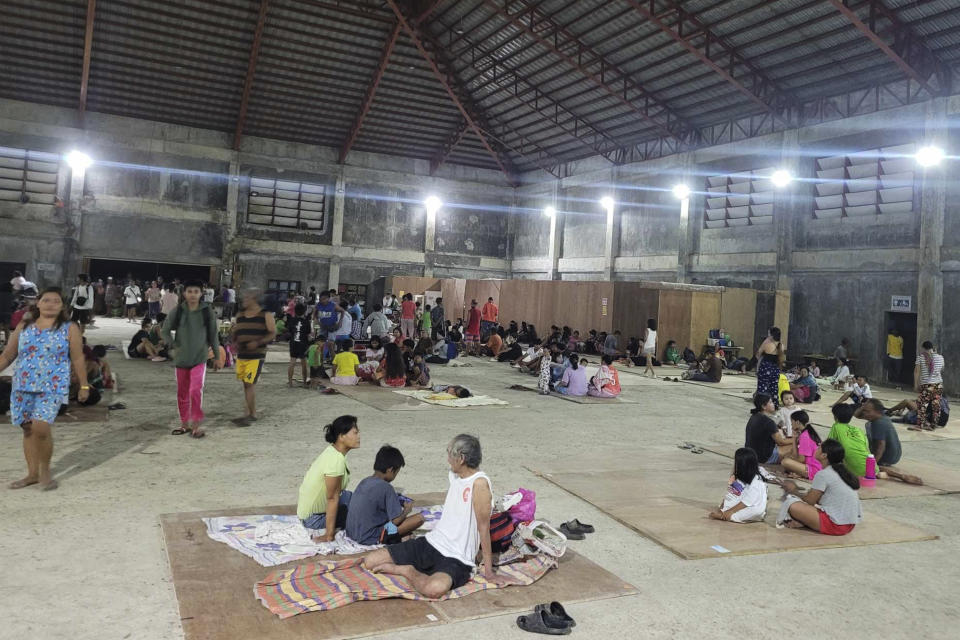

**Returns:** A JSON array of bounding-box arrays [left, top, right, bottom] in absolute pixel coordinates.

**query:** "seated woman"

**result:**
[[709, 448, 768, 523], [830, 358, 852, 390], [330, 338, 360, 385], [496, 335, 522, 363], [297, 415, 360, 541], [555, 357, 588, 396], [587, 355, 621, 398], [778, 439, 862, 536], [745, 393, 795, 464], [407, 353, 430, 387], [567, 330, 581, 353], [377, 342, 408, 388], [789, 366, 818, 403], [357, 335, 384, 381], [780, 410, 823, 480]]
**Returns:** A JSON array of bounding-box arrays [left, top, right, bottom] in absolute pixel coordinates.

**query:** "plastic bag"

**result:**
[[513, 520, 567, 558], [506, 488, 536, 523]]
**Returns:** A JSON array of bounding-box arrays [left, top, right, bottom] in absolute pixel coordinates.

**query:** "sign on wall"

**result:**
[[891, 295, 912, 312]]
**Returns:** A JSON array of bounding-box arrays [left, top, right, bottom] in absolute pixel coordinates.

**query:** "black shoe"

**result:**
[[558, 523, 584, 540], [535, 602, 576, 628], [517, 609, 571, 635]]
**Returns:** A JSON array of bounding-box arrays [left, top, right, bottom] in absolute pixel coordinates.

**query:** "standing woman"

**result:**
[[0, 288, 89, 490], [756, 327, 785, 406], [642, 318, 658, 378], [912, 341, 945, 431]]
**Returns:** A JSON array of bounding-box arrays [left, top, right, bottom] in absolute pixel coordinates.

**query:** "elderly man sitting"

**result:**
[[362, 434, 508, 597]]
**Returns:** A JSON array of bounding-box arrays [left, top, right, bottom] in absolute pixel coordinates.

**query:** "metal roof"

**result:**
[[0, 0, 956, 184]]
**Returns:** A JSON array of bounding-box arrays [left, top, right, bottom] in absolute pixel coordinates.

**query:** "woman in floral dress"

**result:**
[[0, 288, 90, 490]]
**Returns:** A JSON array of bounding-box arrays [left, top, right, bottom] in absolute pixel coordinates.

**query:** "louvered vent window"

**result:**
[[247, 177, 325, 231], [704, 168, 775, 228], [0, 147, 59, 205], [814, 143, 915, 219]]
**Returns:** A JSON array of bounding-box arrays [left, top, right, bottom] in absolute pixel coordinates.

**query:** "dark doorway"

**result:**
[[885, 312, 917, 386], [87, 258, 212, 285], [0, 261, 27, 324]]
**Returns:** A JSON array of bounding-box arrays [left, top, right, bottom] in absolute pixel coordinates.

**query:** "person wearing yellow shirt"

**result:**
[[886, 328, 904, 387], [298, 415, 360, 541], [330, 338, 361, 385]]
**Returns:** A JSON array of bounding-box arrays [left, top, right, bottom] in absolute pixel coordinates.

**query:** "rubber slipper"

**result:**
[[569, 519, 594, 534], [516, 610, 571, 635], [558, 523, 584, 540], [690, 448, 704, 454], [534, 602, 576, 628], [171, 427, 189, 435], [677, 442, 694, 450]]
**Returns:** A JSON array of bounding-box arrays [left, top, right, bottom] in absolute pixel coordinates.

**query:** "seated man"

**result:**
[[345, 446, 424, 545], [683, 348, 723, 383], [860, 399, 922, 485], [128, 318, 165, 361], [833, 374, 872, 408], [362, 435, 507, 597]]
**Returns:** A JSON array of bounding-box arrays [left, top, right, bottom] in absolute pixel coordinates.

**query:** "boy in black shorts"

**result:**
[[287, 303, 311, 388]]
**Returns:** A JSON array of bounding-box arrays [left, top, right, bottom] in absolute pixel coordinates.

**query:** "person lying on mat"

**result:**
[[431, 384, 472, 398], [744, 393, 795, 464], [345, 445, 424, 545], [297, 415, 360, 541], [778, 439, 862, 536], [555, 357, 588, 396], [859, 399, 923, 485], [363, 434, 509, 596], [780, 411, 823, 480], [826, 403, 870, 478], [587, 355, 621, 398], [709, 448, 767, 523], [886, 396, 950, 428]]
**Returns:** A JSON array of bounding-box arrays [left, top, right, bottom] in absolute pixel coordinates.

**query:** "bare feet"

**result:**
[[9, 476, 38, 489], [40, 479, 59, 491], [783, 519, 806, 529], [901, 474, 924, 485]]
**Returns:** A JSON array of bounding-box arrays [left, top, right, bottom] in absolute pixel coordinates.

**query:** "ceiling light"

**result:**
[[916, 145, 945, 167], [424, 195, 443, 215], [672, 184, 691, 200], [771, 169, 792, 187], [66, 150, 93, 170], [544, 206, 556, 217], [599, 196, 615, 211]]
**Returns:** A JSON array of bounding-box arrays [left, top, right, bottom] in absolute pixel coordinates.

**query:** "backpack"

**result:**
[[682, 347, 697, 363], [174, 303, 213, 337]]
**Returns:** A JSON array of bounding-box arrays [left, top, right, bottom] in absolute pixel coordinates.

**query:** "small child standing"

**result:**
[[537, 346, 552, 394], [307, 335, 330, 387], [421, 303, 433, 338], [287, 303, 311, 388], [709, 448, 768, 523], [345, 445, 425, 545]]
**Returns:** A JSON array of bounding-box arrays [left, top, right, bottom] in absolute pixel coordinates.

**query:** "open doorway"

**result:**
[[86, 258, 214, 285], [885, 311, 917, 386]]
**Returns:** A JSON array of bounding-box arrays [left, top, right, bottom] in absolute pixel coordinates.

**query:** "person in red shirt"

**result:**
[[400, 293, 417, 340], [480, 297, 498, 340], [464, 299, 482, 355]]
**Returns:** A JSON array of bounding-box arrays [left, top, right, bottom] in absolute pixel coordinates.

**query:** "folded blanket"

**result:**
[[393, 389, 508, 407], [255, 554, 557, 618]]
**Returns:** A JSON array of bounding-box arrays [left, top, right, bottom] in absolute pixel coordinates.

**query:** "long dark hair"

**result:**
[[22, 287, 70, 329], [647, 318, 657, 331], [768, 326, 784, 366], [791, 410, 821, 445], [383, 342, 406, 379], [751, 392, 772, 415], [324, 415, 357, 444], [733, 447, 760, 485], [821, 438, 859, 490]]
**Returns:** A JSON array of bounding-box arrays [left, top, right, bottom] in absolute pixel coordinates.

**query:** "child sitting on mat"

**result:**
[[709, 448, 768, 523], [587, 355, 621, 398], [377, 342, 408, 388], [780, 410, 823, 480], [778, 439, 862, 535], [357, 335, 384, 381], [345, 445, 425, 545], [330, 338, 360, 386], [826, 403, 870, 478]]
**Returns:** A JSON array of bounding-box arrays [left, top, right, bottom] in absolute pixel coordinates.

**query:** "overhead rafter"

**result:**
[[78, 0, 97, 122], [384, 0, 519, 185], [339, 22, 402, 163], [430, 120, 469, 174], [622, 0, 796, 125], [827, 0, 951, 96], [233, 0, 271, 150], [481, 0, 696, 145]]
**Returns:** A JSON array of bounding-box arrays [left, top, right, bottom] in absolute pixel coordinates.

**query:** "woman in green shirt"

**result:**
[[297, 415, 361, 541]]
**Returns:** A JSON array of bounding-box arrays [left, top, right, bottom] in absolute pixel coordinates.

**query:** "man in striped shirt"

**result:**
[[230, 288, 276, 426]]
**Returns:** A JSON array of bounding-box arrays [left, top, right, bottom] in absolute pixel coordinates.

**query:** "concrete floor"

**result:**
[[3, 318, 959, 639]]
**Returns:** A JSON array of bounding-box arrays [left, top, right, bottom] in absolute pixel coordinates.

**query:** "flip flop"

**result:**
[[677, 442, 695, 450], [516, 610, 571, 635], [558, 523, 584, 540], [690, 448, 704, 454], [534, 602, 576, 628], [171, 427, 189, 435]]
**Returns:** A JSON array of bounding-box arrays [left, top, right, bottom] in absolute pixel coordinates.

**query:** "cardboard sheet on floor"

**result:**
[[536, 467, 936, 559], [509, 383, 638, 404], [331, 385, 434, 411], [161, 499, 636, 640], [0, 402, 109, 424]]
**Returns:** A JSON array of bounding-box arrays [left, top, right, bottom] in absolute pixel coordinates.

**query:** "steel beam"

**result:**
[[430, 121, 470, 174], [828, 0, 950, 96], [339, 22, 402, 163], [622, 0, 796, 124], [79, 0, 96, 120], [483, 0, 693, 144], [384, 0, 519, 185], [233, 0, 271, 150]]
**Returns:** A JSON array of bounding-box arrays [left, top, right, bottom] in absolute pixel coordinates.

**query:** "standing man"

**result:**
[[400, 293, 416, 339], [480, 296, 498, 340], [430, 297, 445, 341], [221, 282, 236, 320], [123, 279, 141, 323], [834, 338, 850, 362], [231, 288, 276, 426], [886, 328, 904, 388], [145, 280, 162, 320], [69, 273, 94, 326], [464, 299, 482, 356], [313, 290, 345, 365], [161, 280, 221, 439]]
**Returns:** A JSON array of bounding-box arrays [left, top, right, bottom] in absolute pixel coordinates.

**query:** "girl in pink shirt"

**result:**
[[781, 410, 823, 480]]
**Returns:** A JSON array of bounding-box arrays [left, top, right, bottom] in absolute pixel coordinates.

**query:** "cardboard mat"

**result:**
[[161, 499, 636, 640], [0, 402, 109, 424], [333, 385, 512, 411], [532, 462, 937, 560], [508, 384, 639, 404]]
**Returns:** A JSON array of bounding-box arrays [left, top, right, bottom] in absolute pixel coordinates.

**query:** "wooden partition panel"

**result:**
[[498, 279, 544, 329], [690, 291, 722, 352], [441, 278, 467, 322], [720, 288, 757, 350], [612, 283, 660, 338], [775, 290, 791, 349], [464, 280, 503, 311], [658, 289, 693, 353]]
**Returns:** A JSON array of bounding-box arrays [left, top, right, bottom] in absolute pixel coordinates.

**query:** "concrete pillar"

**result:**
[[328, 257, 341, 291], [917, 98, 948, 347], [222, 157, 241, 285], [547, 179, 562, 280], [674, 152, 697, 283], [775, 129, 802, 291], [63, 164, 87, 286], [331, 168, 345, 247]]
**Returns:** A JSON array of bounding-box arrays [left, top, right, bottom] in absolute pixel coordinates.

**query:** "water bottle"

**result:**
[[862, 454, 877, 487]]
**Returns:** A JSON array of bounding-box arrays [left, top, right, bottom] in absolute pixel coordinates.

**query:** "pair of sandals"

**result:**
[[557, 519, 594, 541], [517, 602, 575, 635], [171, 426, 205, 438], [678, 442, 704, 454]]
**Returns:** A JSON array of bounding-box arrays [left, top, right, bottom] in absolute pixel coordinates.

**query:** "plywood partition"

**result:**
[[498, 279, 544, 329], [657, 289, 693, 353], [440, 278, 467, 322], [690, 291, 722, 352], [720, 288, 757, 350], [612, 283, 660, 338]]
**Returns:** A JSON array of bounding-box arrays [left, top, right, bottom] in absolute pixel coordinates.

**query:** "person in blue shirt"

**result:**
[[345, 445, 424, 545], [312, 291, 346, 363]]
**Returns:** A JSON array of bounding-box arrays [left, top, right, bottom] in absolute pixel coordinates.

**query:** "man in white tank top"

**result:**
[[362, 434, 509, 597]]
